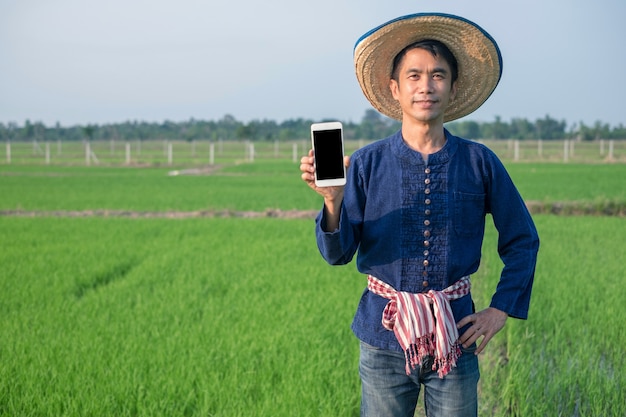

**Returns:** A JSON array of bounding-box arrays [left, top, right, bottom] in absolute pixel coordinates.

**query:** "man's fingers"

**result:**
[[457, 308, 508, 354], [459, 325, 481, 347], [475, 332, 495, 355], [457, 314, 474, 329]]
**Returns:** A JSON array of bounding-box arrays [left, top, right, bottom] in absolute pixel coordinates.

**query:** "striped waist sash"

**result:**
[[367, 275, 471, 378]]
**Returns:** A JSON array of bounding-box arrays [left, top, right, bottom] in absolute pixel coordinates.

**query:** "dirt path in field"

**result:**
[[1, 202, 624, 218], [0, 209, 321, 219]]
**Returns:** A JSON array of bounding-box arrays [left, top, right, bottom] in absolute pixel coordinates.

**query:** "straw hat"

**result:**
[[354, 13, 502, 122]]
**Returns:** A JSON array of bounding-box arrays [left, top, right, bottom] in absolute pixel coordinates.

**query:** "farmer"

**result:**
[[300, 13, 539, 417]]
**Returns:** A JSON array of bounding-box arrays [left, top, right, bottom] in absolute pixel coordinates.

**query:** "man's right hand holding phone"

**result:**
[[300, 149, 350, 231]]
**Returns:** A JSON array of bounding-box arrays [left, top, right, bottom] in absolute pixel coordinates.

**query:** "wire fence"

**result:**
[[2, 138, 625, 166]]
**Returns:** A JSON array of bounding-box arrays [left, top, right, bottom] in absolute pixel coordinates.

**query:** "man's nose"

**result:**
[[418, 77, 434, 93]]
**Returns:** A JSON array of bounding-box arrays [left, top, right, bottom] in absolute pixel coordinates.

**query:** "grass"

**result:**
[[0, 217, 363, 416], [1, 161, 625, 213], [1, 160, 625, 416], [474, 216, 626, 416], [0, 162, 319, 212], [1, 215, 624, 416]]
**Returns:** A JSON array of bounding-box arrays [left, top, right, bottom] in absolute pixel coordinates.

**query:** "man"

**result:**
[[300, 13, 539, 417]]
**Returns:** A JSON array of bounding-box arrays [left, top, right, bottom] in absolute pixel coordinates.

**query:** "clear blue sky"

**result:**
[[1, 0, 625, 128]]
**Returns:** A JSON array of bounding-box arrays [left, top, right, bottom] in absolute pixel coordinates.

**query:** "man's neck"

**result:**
[[401, 119, 447, 156]]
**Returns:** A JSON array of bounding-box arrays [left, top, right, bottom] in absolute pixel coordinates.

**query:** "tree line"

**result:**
[[1, 110, 625, 142]]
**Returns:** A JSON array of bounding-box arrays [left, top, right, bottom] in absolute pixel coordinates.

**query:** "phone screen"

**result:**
[[313, 128, 344, 180]]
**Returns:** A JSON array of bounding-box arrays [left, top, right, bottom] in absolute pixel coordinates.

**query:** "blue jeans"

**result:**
[[359, 341, 479, 417]]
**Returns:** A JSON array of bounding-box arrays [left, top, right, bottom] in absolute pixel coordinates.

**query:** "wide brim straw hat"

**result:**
[[354, 12, 502, 122]]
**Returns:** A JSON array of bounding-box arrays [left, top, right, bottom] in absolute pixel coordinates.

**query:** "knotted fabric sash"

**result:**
[[367, 275, 471, 378]]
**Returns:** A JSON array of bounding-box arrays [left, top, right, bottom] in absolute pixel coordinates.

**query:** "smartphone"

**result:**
[[310, 121, 346, 187]]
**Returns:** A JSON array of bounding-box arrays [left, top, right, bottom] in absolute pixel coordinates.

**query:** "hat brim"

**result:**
[[354, 13, 502, 122]]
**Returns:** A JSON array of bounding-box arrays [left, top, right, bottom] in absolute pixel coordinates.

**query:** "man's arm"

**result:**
[[457, 151, 539, 355], [300, 149, 350, 232]]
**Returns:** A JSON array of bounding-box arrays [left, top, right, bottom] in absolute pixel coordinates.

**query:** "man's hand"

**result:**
[[456, 307, 508, 355], [299, 149, 350, 200], [300, 149, 350, 231]]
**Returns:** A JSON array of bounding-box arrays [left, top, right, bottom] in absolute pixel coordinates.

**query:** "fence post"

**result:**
[[90, 148, 99, 165], [248, 142, 255, 162], [292, 143, 298, 163], [274, 140, 279, 158], [33, 140, 42, 155], [45, 142, 50, 165], [6, 141, 10, 164], [167, 141, 173, 165], [600, 139, 605, 156], [86, 142, 91, 166], [209, 142, 215, 165], [563, 140, 569, 162], [57, 139, 62, 155], [608, 140, 615, 160], [538, 139, 543, 158], [514, 140, 520, 161], [125, 142, 131, 164]]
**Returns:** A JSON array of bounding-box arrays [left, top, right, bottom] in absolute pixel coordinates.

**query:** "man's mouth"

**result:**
[[413, 99, 438, 108]]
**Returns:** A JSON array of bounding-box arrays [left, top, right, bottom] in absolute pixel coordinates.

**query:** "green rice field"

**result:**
[[1, 152, 625, 416]]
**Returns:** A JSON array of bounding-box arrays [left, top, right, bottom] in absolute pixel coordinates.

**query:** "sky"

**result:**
[[1, 0, 625, 128]]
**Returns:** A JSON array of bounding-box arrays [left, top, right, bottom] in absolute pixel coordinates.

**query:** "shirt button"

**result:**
[[424, 209, 431, 216], [424, 188, 431, 195], [423, 260, 429, 267], [423, 230, 431, 238], [423, 250, 429, 256], [422, 281, 429, 287], [425, 168, 431, 174], [423, 240, 430, 247], [425, 199, 431, 205], [424, 220, 431, 226], [424, 178, 431, 185]]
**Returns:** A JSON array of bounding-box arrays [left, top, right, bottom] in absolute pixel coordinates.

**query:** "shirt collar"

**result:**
[[391, 128, 458, 165]]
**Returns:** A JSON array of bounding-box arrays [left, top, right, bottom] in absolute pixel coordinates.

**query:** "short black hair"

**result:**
[[391, 39, 458, 85]]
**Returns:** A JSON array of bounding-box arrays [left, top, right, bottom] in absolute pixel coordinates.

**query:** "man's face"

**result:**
[[389, 48, 457, 124]]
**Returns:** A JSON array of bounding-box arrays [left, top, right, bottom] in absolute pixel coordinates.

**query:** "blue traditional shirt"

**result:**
[[315, 129, 539, 352]]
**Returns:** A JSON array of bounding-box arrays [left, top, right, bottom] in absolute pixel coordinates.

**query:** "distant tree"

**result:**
[[535, 115, 566, 140], [357, 109, 400, 139], [236, 124, 253, 140], [447, 120, 481, 139], [4, 115, 624, 144], [83, 124, 97, 141], [609, 124, 626, 139], [492, 116, 509, 139], [509, 118, 535, 140], [22, 119, 35, 141]]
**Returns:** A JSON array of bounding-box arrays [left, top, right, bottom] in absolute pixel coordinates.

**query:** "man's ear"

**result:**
[[450, 80, 458, 102], [389, 78, 400, 101]]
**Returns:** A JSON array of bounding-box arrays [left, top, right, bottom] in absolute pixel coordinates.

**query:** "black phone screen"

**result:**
[[313, 129, 344, 180]]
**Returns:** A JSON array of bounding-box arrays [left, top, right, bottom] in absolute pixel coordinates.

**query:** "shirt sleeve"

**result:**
[[315, 152, 365, 266], [486, 154, 540, 319]]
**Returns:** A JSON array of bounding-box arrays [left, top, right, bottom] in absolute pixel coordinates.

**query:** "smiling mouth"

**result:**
[[414, 99, 438, 107]]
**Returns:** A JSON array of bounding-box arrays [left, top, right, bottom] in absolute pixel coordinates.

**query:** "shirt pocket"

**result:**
[[454, 191, 486, 237]]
